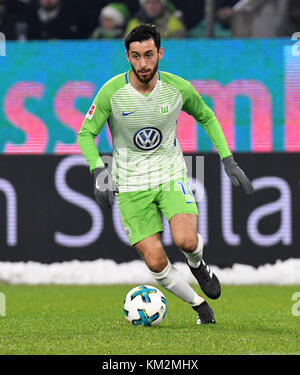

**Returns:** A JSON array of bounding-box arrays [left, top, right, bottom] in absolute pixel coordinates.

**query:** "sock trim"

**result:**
[[191, 294, 205, 307]]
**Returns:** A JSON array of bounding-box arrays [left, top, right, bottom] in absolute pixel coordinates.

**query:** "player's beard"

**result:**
[[131, 59, 159, 84]]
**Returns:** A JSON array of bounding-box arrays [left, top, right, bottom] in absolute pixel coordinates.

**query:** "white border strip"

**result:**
[[0, 258, 300, 285]]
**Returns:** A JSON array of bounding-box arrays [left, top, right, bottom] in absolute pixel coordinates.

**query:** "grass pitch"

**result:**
[[0, 284, 299, 355]]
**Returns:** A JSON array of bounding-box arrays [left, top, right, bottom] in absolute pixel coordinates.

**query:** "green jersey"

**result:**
[[78, 70, 231, 192]]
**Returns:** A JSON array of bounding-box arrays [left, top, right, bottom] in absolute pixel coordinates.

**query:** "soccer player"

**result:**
[[78, 23, 254, 325]]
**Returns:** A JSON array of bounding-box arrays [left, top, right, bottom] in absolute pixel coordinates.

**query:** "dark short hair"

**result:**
[[125, 23, 161, 52]]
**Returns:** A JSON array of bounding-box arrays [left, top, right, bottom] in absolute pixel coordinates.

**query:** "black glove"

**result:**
[[222, 155, 254, 196], [93, 167, 118, 208]]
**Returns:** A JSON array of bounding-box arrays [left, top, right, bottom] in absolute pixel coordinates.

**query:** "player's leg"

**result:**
[[169, 213, 202, 268], [134, 233, 202, 305], [158, 177, 221, 300], [169, 213, 221, 300], [134, 233, 215, 324]]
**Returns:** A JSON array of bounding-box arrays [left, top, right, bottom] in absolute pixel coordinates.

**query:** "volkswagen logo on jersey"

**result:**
[[133, 127, 162, 151]]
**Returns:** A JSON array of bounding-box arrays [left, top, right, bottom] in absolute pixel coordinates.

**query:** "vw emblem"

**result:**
[[133, 127, 162, 151]]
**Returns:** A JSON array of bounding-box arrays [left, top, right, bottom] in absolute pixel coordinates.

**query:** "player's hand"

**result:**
[[222, 155, 254, 196], [93, 167, 119, 208]]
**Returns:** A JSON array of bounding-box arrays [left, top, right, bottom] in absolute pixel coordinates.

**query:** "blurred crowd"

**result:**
[[0, 0, 299, 40]]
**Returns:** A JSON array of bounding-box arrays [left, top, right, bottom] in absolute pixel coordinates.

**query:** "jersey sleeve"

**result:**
[[77, 84, 112, 173], [182, 81, 232, 159]]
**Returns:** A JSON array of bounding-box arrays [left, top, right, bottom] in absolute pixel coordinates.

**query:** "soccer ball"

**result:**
[[123, 285, 167, 326]]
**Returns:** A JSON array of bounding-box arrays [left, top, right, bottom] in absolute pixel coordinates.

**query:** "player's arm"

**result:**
[[77, 87, 118, 208], [77, 88, 109, 173], [182, 82, 254, 196]]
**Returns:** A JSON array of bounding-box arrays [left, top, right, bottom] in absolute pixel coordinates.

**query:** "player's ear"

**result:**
[[125, 50, 130, 62], [158, 47, 163, 61]]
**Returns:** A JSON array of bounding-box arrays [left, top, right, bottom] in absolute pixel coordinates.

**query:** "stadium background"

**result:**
[[0, 0, 299, 283]]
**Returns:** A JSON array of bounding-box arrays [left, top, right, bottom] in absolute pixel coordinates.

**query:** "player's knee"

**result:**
[[174, 235, 198, 253], [146, 255, 168, 273]]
